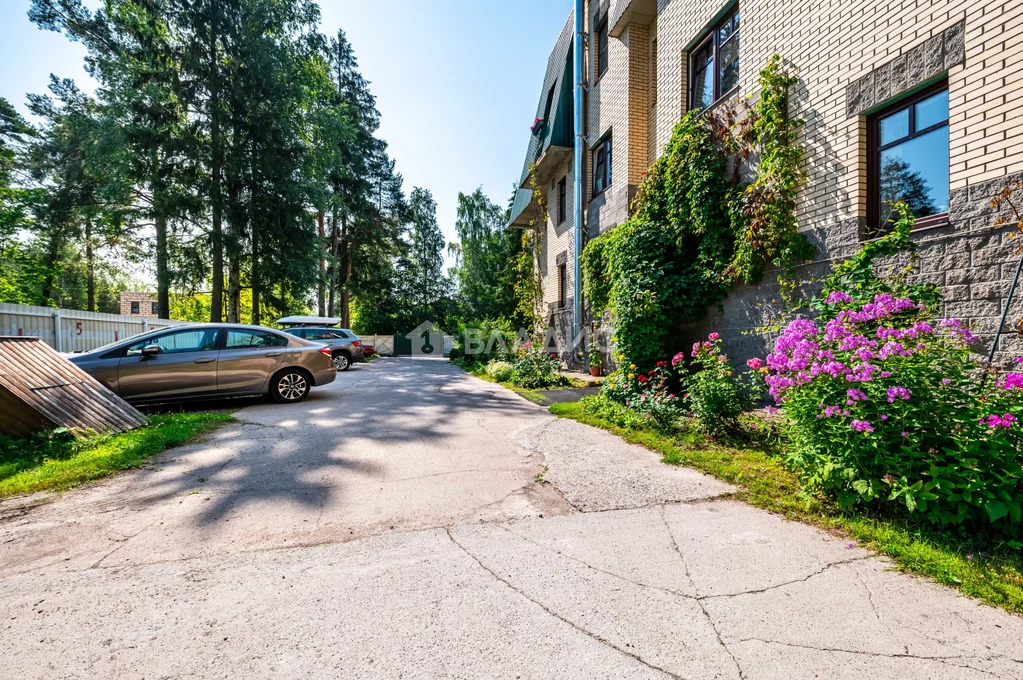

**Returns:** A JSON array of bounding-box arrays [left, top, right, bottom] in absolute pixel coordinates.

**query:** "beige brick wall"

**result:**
[[586, 0, 633, 237], [119, 292, 158, 318], [652, 0, 1023, 232], [538, 159, 577, 314]]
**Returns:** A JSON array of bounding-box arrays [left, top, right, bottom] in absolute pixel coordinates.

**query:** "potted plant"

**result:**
[[588, 341, 602, 377]]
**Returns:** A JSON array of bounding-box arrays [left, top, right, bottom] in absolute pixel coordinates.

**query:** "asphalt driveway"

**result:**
[[2, 357, 1022, 678]]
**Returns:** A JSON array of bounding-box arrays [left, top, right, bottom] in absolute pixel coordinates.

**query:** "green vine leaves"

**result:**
[[580, 55, 811, 369]]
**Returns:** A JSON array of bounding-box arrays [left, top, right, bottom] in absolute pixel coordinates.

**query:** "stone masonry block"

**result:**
[[944, 22, 966, 69], [942, 284, 970, 302], [971, 281, 1007, 300], [939, 251, 971, 270], [946, 300, 1001, 318], [922, 33, 944, 75]]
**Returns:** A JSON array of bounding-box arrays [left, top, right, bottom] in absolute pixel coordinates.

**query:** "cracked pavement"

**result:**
[[2, 357, 1022, 678]]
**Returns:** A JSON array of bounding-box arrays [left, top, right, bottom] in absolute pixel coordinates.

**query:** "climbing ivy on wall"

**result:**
[[582, 110, 734, 369], [728, 54, 813, 283], [582, 55, 810, 369]]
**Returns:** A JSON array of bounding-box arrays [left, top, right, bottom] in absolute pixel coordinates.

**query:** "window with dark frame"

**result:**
[[130, 301, 139, 315], [593, 136, 612, 197], [151, 302, 159, 316], [558, 263, 567, 308], [557, 177, 567, 223], [597, 15, 608, 78], [689, 5, 740, 111], [867, 82, 950, 235]]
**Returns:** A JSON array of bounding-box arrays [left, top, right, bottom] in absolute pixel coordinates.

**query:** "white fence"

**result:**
[[0, 302, 181, 353], [361, 334, 394, 356]]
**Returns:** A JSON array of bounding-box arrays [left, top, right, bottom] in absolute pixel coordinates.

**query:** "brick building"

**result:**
[[509, 0, 1023, 366], [119, 291, 160, 318]]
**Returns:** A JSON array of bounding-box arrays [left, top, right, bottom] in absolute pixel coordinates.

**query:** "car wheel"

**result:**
[[271, 369, 311, 403], [333, 352, 351, 371]]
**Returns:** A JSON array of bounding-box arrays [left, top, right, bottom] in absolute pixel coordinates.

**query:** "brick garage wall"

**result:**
[[646, 0, 1023, 365], [119, 292, 158, 318]]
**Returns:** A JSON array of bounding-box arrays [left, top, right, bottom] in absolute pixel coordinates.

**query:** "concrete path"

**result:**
[[1, 357, 1021, 678]]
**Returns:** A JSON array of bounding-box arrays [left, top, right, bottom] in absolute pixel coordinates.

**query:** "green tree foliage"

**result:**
[[12, 0, 442, 329], [450, 187, 521, 322], [394, 187, 448, 323]]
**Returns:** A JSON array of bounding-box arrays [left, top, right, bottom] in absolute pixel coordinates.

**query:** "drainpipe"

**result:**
[[572, 0, 585, 358]]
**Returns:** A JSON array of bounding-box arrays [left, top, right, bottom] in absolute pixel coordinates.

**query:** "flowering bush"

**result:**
[[682, 334, 748, 434], [763, 292, 1023, 531], [511, 342, 569, 389], [602, 354, 684, 430]]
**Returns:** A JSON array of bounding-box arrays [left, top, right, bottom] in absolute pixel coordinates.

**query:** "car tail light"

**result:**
[[318, 347, 332, 359], [351, 341, 360, 347]]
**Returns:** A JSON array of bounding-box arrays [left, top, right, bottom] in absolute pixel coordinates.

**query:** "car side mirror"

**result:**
[[141, 344, 161, 358]]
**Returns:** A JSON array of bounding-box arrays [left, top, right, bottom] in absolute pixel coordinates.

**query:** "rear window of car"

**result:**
[[305, 331, 336, 340], [224, 330, 289, 349]]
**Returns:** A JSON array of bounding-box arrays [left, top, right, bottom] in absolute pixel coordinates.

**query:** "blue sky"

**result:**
[[0, 0, 572, 262]]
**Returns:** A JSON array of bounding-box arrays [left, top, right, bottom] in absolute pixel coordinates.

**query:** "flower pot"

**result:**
[[589, 365, 602, 377]]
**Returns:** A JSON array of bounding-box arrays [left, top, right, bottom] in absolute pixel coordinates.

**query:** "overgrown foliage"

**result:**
[[510, 341, 570, 389], [582, 56, 808, 370], [682, 334, 750, 435], [727, 55, 812, 283]]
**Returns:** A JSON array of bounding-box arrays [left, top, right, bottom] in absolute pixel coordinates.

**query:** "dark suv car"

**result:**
[[283, 327, 364, 371]]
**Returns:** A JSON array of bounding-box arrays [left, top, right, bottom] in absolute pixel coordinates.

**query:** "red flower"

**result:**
[[638, 375, 648, 383], [655, 360, 667, 368]]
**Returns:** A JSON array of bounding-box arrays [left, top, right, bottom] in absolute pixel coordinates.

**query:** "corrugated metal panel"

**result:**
[[0, 303, 180, 353], [0, 336, 147, 438]]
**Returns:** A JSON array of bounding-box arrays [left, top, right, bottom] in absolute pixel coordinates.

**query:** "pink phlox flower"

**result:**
[[708, 332, 720, 341], [982, 413, 1017, 428], [825, 290, 853, 305], [1001, 373, 1023, 391], [851, 419, 874, 433], [886, 386, 912, 403]]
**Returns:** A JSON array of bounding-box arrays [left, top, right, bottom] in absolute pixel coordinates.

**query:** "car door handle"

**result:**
[[264, 351, 284, 357], [194, 357, 216, 364]]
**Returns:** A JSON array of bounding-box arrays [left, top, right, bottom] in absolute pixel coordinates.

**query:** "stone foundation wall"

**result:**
[[691, 170, 1023, 368]]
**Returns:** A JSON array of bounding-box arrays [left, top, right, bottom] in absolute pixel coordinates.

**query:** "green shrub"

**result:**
[[512, 342, 569, 389], [580, 394, 646, 430], [484, 360, 515, 382], [450, 318, 517, 366]]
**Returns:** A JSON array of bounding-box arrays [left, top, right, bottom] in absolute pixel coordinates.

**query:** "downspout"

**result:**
[[572, 0, 585, 357]]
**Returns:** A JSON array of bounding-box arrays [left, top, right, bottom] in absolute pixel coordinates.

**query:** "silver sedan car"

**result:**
[[68, 324, 336, 404]]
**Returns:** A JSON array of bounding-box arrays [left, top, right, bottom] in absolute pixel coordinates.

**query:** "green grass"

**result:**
[[0, 412, 233, 498], [549, 400, 1023, 614]]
